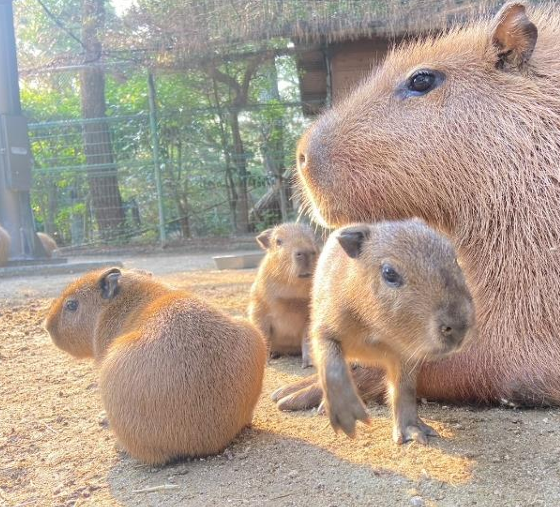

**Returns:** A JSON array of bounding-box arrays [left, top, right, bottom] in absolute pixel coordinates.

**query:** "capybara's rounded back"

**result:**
[[0, 225, 10, 267], [37, 232, 57, 258], [290, 2, 560, 406], [46, 268, 267, 464]]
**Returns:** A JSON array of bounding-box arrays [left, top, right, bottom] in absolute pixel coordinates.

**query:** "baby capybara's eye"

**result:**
[[64, 300, 79, 312], [276, 238, 283, 246], [381, 263, 404, 288]]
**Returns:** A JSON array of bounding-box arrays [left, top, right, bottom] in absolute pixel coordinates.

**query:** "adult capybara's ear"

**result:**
[[256, 229, 273, 250], [337, 225, 371, 259], [99, 267, 122, 299], [490, 2, 537, 70]]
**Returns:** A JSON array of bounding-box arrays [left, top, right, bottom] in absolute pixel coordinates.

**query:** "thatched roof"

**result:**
[[123, 0, 508, 64]]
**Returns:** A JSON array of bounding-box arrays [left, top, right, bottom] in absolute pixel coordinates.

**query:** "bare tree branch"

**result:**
[[204, 65, 241, 99], [239, 51, 273, 103], [204, 50, 274, 106]]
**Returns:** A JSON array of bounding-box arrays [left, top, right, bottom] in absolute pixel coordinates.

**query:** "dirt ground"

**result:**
[[1, 252, 560, 507]]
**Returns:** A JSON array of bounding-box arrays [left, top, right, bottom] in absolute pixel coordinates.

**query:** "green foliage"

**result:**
[[16, 0, 308, 245]]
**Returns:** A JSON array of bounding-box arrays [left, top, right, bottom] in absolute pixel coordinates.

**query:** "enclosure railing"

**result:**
[[27, 101, 311, 248]]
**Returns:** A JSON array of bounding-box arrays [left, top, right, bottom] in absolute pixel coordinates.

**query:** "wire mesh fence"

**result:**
[[26, 83, 311, 248], [18, 0, 520, 251]]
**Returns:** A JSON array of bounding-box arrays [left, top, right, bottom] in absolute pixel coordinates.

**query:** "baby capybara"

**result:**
[[0, 225, 10, 267], [274, 2, 560, 410], [45, 268, 266, 464], [37, 232, 57, 258], [311, 221, 474, 444], [248, 223, 319, 368]]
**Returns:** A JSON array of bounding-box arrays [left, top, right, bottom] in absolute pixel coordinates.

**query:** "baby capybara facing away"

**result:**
[[46, 268, 266, 464], [37, 232, 57, 258], [0, 225, 10, 267], [311, 221, 474, 444], [248, 223, 319, 367], [274, 2, 560, 410]]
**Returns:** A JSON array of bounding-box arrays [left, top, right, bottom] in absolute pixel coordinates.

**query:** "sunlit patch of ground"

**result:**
[[1, 261, 559, 506]]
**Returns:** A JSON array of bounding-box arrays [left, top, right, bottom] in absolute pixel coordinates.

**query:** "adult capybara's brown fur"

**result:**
[[45, 268, 266, 464], [275, 2, 560, 409], [37, 232, 57, 258], [0, 225, 10, 267], [248, 223, 319, 366], [309, 221, 475, 444]]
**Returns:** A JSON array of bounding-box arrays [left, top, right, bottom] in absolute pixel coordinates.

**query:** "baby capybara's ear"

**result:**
[[337, 225, 371, 259], [99, 267, 122, 300], [256, 229, 273, 250], [490, 2, 538, 70]]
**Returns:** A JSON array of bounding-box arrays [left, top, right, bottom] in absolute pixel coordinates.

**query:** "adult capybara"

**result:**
[[274, 2, 560, 410], [311, 221, 474, 443], [0, 225, 10, 267], [248, 223, 319, 367], [45, 268, 267, 464], [37, 232, 57, 258]]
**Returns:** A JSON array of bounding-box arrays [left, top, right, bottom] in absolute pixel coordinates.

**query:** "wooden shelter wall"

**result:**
[[330, 38, 393, 102]]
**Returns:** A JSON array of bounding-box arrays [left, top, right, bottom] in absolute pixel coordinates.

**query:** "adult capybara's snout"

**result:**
[[296, 119, 333, 190], [296, 112, 373, 227]]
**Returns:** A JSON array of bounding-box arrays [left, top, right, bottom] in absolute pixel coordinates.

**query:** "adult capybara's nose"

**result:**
[[296, 131, 311, 177], [297, 116, 335, 185], [297, 126, 327, 179]]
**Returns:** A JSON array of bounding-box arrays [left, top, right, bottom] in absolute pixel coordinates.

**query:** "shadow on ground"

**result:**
[[1, 256, 559, 506]]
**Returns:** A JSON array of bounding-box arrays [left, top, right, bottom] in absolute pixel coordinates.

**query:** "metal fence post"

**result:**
[[147, 70, 166, 245], [0, 0, 47, 260]]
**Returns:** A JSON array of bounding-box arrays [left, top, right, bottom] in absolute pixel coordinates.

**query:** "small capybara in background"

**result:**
[[0, 225, 10, 267], [248, 223, 320, 368], [275, 2, 560, 410], [45, 268, 267, 464], [37, 232, 57, 258], [309, 221, 474, 444]]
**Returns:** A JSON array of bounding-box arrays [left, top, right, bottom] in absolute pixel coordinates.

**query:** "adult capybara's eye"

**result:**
[[65, 300, 79, 312], [381, 263, 404, 288], [408, 71, 436, 92], [397, 69, 445, 99], [276, 238, 283, 246]]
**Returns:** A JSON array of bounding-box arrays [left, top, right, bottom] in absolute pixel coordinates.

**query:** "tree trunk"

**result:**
[[209, 77, 237, 233], [176, 143, 191, 239], [229, 110, 250, 233], [46, 177, 58, 236], [261, 58, 289, 221], [166, 143, 191, 239], [80, 0, 125, 240], [205, 56, 268, 234]]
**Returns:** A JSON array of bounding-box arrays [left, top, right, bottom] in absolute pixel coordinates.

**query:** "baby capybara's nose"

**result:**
[[294, 250, 316, 278], [437, 297, 474, 350], [439, 321, 468, 348], [294, 250, 309, 267]]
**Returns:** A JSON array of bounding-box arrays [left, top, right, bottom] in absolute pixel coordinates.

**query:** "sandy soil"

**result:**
[[1, 253, 559, 507]]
